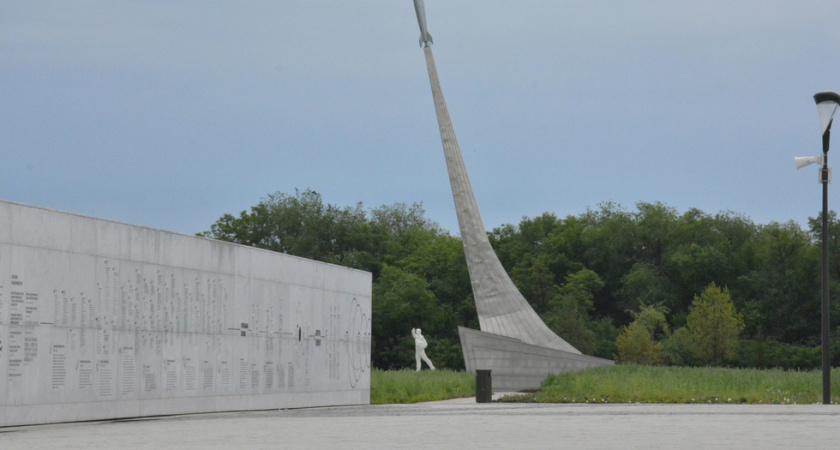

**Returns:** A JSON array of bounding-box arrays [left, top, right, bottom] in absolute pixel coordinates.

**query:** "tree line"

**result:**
[[199, 189, 840, 370]]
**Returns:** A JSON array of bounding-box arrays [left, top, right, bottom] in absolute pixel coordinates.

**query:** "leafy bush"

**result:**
[[616, 322, 661, 365], [736, 339, 820, 370], [661, 327, 700, 366]]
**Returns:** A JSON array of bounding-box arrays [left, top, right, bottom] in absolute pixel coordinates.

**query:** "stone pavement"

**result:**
[[1, 397, 838, 449]]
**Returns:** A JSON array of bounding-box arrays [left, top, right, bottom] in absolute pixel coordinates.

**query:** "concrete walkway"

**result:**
[[1, 399, 838, 449]]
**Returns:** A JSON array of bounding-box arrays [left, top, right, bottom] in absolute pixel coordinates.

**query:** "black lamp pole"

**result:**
[[814, 91, 840, 405], [821, 126, 830, 405]]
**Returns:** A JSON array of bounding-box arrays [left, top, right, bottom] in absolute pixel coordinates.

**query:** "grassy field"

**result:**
[[498, 365, 840, 404], [370, 366, 839, 405], [370, 369, 475, 404]]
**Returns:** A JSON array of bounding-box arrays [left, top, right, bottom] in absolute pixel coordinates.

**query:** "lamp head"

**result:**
[[814, 91, 840, 137]]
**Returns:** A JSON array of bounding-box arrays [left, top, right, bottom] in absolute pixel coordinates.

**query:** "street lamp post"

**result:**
[[797, 91, 840, 404]]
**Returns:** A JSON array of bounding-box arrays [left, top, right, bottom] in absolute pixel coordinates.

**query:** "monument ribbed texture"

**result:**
[[423, 46, 579, 354]]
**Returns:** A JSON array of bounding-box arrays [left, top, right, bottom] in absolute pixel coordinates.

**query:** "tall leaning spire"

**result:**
[[421, 46, 579, 354]]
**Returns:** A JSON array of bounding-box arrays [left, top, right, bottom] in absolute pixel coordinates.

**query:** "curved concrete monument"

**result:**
[[422, 45, 577, 354], [413, 1, 612, 390]]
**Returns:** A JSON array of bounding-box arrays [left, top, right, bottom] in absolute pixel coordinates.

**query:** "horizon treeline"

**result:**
[[199, 189, 840, 371]]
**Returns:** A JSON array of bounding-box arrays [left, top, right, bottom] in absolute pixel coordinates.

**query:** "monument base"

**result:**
[[458, 327, 614, 391]]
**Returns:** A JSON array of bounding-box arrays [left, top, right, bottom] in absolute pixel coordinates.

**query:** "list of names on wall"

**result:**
[[1, 247, 368, 411]]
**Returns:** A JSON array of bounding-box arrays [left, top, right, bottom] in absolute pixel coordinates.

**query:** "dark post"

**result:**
[[822, 129, 831, 405], [475, 370, 492, 403], [813, 91, 839, 405]]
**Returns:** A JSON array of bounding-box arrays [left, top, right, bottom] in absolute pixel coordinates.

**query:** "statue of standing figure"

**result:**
[[411, 328, 435, 371]]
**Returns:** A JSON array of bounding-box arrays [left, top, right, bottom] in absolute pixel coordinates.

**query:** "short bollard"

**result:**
[[476, 370, 492, 403]]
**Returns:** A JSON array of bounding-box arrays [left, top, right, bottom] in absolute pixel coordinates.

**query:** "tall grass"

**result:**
[[499, 365, 840, 404], [370, 369, 474, 404]]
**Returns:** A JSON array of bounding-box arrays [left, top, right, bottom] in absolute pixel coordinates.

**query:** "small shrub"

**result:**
[[686, 283, 744, 366], [616, 322, 661, 365], [736, 339, 820, 370], [661, 327, 699, 366]]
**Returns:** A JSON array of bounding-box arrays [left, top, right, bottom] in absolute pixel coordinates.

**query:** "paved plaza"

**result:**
[[1, 397, 838, 449]]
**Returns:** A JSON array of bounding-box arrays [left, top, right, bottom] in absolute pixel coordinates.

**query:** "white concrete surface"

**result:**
[[1, 402, 838, 449], [0, 200, 372, 426]]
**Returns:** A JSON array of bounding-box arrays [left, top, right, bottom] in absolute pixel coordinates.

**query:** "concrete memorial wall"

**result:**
[[0, 200, 371, 427]]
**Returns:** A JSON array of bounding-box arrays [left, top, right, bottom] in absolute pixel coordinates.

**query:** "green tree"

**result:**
[[737, 221, 819, 342], [490, 213, 583, 297], [633, 304, 670, 340], [615, 304, 668, 365], [578, 203, 637, 321], [686, 283, 745, 366], [371, 202, 442, 242], [372, 265, 452, 369], [661, 327, 699, 366], [632, 202, 678, 267], [543, 269, 604, 354], [616, 322, 662, 365], [392, 228, 476, 338], [617, 263, 673, 313], [199, 189, 382, 271], [511, 254, 559, 314]]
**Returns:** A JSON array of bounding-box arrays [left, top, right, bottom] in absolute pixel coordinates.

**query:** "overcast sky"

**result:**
[[3, 1, 840, 236]]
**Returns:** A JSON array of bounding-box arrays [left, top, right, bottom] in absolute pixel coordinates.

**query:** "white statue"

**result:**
[[411, 328, 435, 371]]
